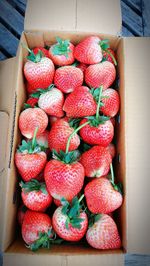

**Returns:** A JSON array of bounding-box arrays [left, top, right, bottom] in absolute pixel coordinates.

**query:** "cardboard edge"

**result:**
[[0, 111, 9, 251]]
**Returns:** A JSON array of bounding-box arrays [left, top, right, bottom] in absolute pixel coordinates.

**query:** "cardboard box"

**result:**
[[0, 0, 150, 265]]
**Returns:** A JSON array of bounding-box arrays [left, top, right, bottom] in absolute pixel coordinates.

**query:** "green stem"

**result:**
[[110, 163, 115, 185], [65, 121, 90, 154], [107, 49, 117, 66], [32, 127, 38, 150], [96, 86, 103, 120], [78, 194, 84, 203], [21, 43, 33, 55]]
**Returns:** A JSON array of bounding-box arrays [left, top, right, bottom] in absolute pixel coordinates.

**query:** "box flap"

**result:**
[[0, 58, 16, 114], [124, 37, 150, 254], [4, 238, 124, 266], [0, 111, 9, 250], [24, 0, 121, 35]]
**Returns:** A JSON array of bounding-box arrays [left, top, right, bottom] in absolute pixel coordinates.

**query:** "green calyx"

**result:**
[[20, 179, 47, 194], [27, 227, 63, 251], [30, 84, 55, 99], [110, 163, 123, 195], [52, 149, 80, 164], [99, 39, 117, 66], [88, 213, 102, 228], [17, 128, 45, 154], [21, 43, 43, 63], [52, 37, 71, 58], [99, 39, 110, 50], [68, 118, 82, 130], [61, 195, 85, 229]]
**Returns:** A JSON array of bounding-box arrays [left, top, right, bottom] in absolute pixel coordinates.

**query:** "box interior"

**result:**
[[2, 31, 126, 256]]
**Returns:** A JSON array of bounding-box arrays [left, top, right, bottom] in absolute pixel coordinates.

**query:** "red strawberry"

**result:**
[[63, 86, 97, 118], [86, 214, 121, 249], [74, 36, 103, 64], [26, 82, 37, 94], [52, 207, 88, 242], [25, 97, 38, 108], [100, 88, 120, 117], [36, 130, 49, 149], [76, 62, 88, 73], [20, 179, 52, 212], [15, 129, 47, 182], [17, 204, 27, 226], [49, 37, 75, 66], [49, 116, 69, 127], [54, 66, 83, 93], [44, 151, 85, 202], [32, 85, 64, 117], [84, 176, 123, 214], [22, 210, 52, 250], [85, 61, 116, 90], [80, 146, 112, 178], [48, 120, 80, 152], [32, 47, 50, 58], [19, 108, 48, 139], [107, 143, 116, 159], [103, 48, 117, 65], [79, 118, 114, 147], [23, 47, 55, 89]]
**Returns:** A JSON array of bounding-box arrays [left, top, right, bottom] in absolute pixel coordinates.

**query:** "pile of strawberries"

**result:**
[[15, 36, 123, 251]]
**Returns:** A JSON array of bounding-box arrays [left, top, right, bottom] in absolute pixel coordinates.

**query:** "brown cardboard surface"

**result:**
[[0, 58, 16, 114], [123, 37, 150, 254], [0, 58, 16, 251], [0, 112, 9, 251], [24, 0, 121, 35]]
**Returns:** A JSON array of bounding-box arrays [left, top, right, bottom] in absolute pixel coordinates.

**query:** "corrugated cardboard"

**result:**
[[123, 37, 150, 254], [25, 0, 121, 35], [1, 0, 150, 265]]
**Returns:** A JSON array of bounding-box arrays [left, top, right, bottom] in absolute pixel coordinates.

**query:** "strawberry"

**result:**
[[48, 120, 80, 152], [100, 88, 120, 117], [22, 210, 56, 251], [86, 214, 121, 249], [44, 150, 85, 202], [36, 130, 49, 149], [32, 47, 50, 58], [23, 46, 55, 89], [74, 36, 103, 64], [26, 82, 37, 94], [15, 128, 47, 182], [107, 143, 116, 159], [76, 62, 88, 73], [20, 179, 52, 212], [49, 37, 75, 66], [31, 85, 64, 117], [74, 86, 114, 147], [49, 116, 69, 127], [54, 66, 83, 93], [79, 118, 114, 147], [85, 61, 116, 90], [25, 97, 38, 108], [63, 86, 97, 118], [19, 108, 48, 139], [103, 48, 117, 65], [17, 204, 27, 226], [84, 164, 123, 213], [80, 146, 112, 178], [52, 196, 88, 242]]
